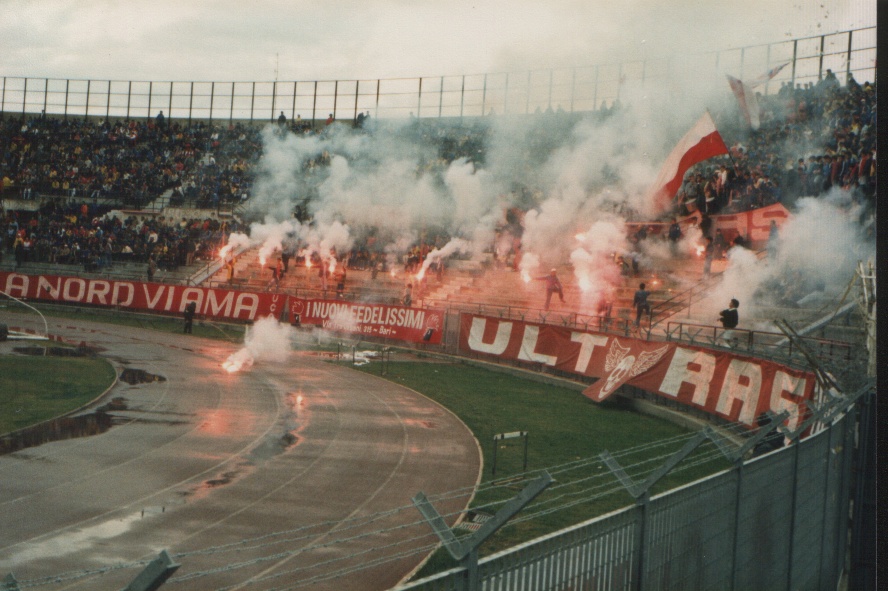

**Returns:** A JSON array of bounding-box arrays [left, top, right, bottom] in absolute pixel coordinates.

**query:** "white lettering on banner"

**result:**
[[517, 325, 558, 366], [716, 359, 763, 425], [770, 371, 809, 431], [112, 282, 134, 307], [164, 287, 176, 311], [659, 346, 716, 404], [310, 302, 322, 317], [467, 318, 512, 355], [206, 290, 234, 317], [306, 301, 427, 329], [234, 294, 259, 320], [37, 276, 61, 299], [180, 288, 204, 312], [570, 332, 610, 373], [714, 214, 743, 240], [63, 278, 86, 302], [86, 280, 111, 305], [405, 309, 424, 329], [144, 285, 165, 309], [4, 274, 29, 298]]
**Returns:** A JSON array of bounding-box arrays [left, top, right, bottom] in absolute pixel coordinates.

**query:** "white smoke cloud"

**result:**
[[416, 238, 472, 279], [699, 190, 875, 324], [570, 218, 627, 308], [219, 232, 252, 260], [222, 316, 294, 373]]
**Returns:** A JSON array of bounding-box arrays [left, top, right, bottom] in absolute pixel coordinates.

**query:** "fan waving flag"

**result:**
[[647, 111, 730, 213], [748, 62, 790, 89], [727, 74, 761, 129]]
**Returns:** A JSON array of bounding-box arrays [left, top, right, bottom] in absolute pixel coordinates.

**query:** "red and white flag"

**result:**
[[647, 111, 730, 212], [748, 62, 790, 89], [725, 63, 787, 131], [727, 74, 761, 130]]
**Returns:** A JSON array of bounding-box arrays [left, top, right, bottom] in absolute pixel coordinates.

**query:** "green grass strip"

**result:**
[[351, 359, 730, 574], [0, 354, 117, 434]]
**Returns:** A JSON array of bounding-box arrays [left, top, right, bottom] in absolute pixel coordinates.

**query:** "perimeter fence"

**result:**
[[0, 28, 875, 124], [0, 295, 874, 591], [395, 383, 874, 591]]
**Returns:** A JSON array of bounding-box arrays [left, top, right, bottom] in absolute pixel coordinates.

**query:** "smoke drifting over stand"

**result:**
[[220, 49, 874, 327]]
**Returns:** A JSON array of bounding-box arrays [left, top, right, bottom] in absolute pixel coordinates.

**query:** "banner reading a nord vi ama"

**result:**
[[0, 272, 284, 322]]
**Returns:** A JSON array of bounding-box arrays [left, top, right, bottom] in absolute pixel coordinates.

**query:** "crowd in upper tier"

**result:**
[[0, 68, 876, 274], [676, 69, 876, 215], [0, 115, 262, 209]]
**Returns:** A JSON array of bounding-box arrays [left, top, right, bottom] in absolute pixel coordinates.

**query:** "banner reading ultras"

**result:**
[[288, 298, 444, 344], [459, 314, 816, 431], [0, 272, 284, 322]]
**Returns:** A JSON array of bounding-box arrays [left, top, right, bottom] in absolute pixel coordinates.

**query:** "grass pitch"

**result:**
[[352, 359, 731, 574], [0, 351, 117, 434]]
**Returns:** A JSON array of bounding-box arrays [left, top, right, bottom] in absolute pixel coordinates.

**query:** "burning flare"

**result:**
[[222, 348, 254, 373]]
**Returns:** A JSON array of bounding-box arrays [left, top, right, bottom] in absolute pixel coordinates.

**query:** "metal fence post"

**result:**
[[849, 389, 877, 590], [122, 550, 180, 591], [1, 573, 20, 591], [413, 472, 552, 591], [784, 433, 802, 591], [633, 493, 649, 591]]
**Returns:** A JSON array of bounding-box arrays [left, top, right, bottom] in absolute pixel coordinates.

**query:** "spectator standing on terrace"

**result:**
[[768, 221, 779, 260], [699, 213, 713, 238], [537, 268, 564, 311], [269, 259, 282, 291], [281, 247, 291, 272], [703, 236, 715, 279], [336, 267, 347, 298], [633, 282, 651, 328], [667, 218, 682, 255], [147, 256, 157, 281], [719, 298, 740, 346], [183, 301, 196, 334], [403, 283, 413, 307], [713, 229, 728, 260]]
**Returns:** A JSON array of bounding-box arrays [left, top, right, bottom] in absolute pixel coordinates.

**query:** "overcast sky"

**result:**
[[0, 0, 876, 83]]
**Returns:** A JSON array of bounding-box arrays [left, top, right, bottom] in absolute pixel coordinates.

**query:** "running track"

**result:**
[[0, 313, 481, 590]]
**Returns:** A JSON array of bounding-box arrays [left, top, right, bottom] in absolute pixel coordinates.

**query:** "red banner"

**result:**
[[0, 272, 284, 322], [626, 203, 790, 247], [288, 297, 445, 344], [459, 314, 816, 430]]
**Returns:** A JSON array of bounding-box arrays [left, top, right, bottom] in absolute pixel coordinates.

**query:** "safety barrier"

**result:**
[[0, 28, 874, 123]]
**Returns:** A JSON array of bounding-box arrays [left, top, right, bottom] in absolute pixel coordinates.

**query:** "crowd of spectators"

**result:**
[[676, 69, 876, 216], [0, 67, 875, 282], [1, 199, 243, 273], [0, 114, 262, 209]]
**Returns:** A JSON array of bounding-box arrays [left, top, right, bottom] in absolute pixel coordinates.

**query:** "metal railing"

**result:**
[[664, 320, 854, 365], [396, 384, 872, 591], [0, 28, 874, 123]]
